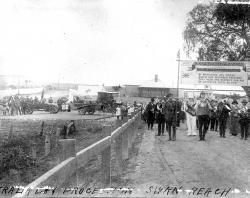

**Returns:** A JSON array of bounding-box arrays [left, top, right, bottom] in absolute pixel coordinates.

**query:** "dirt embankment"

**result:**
[[0, 116, 116, 186]]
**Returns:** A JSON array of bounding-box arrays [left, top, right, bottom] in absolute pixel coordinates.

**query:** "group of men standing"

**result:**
[[0, 95, 52, 116], [0, 95, 28, 116], [145, 93, 181, 141], [184, 92, 249, 141], [145, 91, 249, 141]]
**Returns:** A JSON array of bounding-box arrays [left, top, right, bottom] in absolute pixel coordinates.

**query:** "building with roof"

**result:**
[[122, 84, 139, 97], [103, 73, 247, 99], [138, 75, 172, 98]]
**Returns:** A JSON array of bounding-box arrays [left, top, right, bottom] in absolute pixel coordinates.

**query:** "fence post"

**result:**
[[101, 145, 111, 186], [9, 169, 20, 184], [114, 134, 123, 171], [131, 118, 136, 143], [121, 126, 129, 161], [58, 139, 76, 161], [55, 127, 61, 147], [101, 121, 112, 186], [123, 117, 128, 123], [59, 139, 77, 186], [127, 123, 132, 150], [115, 119, 122, 128], [9, 124, 13, 139], [31, 143, 37, 161], [45, 133, 51, 156], [133, 113, 138, 143], [40, 121, 44, 136], [102, 124, 112, 138]]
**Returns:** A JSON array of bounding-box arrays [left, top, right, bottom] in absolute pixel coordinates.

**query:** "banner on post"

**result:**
[[180, 61, 249, 86]]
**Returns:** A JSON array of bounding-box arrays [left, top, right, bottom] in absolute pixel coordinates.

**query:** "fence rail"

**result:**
[[13, 109, 142, 197]]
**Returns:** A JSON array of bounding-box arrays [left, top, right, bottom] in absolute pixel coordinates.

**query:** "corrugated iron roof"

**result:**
[[139, 76, 170, 88]]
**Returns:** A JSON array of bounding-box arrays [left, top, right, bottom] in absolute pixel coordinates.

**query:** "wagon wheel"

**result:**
[[105, 105, 113, 113], [79, 108, 86, 115], [50, 105, 59, 114], [88, 109, 95, 115], [102, 105, 109, 113], [25, 107, 33, 114], [111, 108, 116, 114]]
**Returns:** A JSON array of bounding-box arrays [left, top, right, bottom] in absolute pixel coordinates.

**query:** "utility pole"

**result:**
[[175, 49, 181, 128], [176, 50, 181, 99]]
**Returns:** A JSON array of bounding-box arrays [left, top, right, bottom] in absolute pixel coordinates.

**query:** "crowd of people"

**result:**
[[143, 93, 182, 141], [144, 92, 249, 141], [0, 95, 54, 116], [116, 101, 142, 119]]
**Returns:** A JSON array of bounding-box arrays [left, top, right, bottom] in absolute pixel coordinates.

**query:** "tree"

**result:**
[[183, 3, 250, 61], [214, 3, 250, 58]]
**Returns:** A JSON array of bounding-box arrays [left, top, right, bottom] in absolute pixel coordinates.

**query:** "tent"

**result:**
[[68, 85, 106, 102]]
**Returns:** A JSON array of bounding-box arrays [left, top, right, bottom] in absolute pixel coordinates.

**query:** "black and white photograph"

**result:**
[[0, 0, 249, 197]]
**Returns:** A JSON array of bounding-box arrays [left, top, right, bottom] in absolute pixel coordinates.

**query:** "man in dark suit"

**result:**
[[217, 100, 231, 138], [145, 98, 155, 130], [163, 93, 177, 141], [238, 99, 249, 140]]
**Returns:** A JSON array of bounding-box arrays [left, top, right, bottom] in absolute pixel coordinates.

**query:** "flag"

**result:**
[[177, 49, 180, 60]]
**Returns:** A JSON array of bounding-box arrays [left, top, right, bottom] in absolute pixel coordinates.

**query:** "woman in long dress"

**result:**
[[230, 99, 240, 136]]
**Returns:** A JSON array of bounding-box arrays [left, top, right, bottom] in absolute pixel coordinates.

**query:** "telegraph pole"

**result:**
[[176, 50, 181, 99], [175, 50, 181, 129]]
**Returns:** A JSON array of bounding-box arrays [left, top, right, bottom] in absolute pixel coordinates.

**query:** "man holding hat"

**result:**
[[238, 99, 249, 140]]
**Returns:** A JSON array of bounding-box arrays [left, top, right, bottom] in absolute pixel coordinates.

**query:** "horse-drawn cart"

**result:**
[[71, 91, 118, 115]]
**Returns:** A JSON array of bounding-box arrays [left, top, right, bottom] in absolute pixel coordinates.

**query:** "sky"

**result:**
[[0, 0, 204, 86]]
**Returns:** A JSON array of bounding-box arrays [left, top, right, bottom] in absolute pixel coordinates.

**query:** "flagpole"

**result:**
[[177, 50, 180, 99], [175, 50, 180, 128]]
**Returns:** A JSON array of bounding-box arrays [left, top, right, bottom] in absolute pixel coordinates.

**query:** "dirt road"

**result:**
[[111, 122, 250, 197]]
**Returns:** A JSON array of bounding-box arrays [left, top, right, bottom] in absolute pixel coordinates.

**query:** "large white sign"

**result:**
[[180, 61, 249, 86]]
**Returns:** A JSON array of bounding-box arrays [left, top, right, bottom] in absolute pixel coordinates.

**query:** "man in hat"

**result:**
[[230, 99, 240, 136], [194, 91, 212, 141], [156, 100, 165, 136], [163, 93, 177, 141], [209, 100, 217, 131], [145, 98, 156, 130], [217, 99, 231, 138], [238, 99, 249, 140]]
